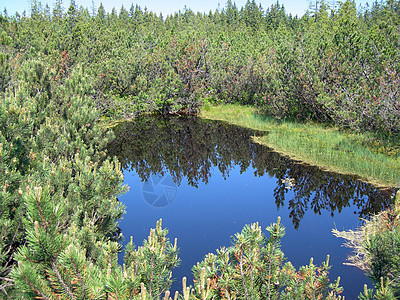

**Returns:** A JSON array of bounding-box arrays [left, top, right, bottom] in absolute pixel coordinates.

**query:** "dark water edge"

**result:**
[[107, 116, 396, 299]]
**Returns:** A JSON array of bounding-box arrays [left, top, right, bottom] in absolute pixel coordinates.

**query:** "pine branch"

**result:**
[[51, 261, 76, 300], [67, 249, 86, 298], [19, 266, 52, 300], [239, 249, 250, 300]]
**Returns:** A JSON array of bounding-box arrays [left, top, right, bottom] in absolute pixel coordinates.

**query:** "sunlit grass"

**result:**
[[200, 104, 400, 187]]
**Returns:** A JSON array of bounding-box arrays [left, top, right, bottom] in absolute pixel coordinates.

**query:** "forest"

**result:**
[[0, 0, 400, 298]]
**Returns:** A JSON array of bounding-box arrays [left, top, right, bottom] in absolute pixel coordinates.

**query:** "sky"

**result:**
[[1, 0, 372, 18]]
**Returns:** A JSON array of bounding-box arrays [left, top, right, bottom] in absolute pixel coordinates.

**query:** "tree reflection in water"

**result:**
[[107, 116, 395, 229]]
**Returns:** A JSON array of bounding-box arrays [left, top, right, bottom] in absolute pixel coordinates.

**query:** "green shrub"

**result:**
[[189, 218, 343, 300], [334, 191, 400, 298]]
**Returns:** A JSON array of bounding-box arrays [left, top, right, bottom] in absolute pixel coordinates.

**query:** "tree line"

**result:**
[[1, 0, 400, 139]]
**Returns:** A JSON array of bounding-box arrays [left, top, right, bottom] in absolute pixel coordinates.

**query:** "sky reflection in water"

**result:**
[[108, 116, 395, 299]]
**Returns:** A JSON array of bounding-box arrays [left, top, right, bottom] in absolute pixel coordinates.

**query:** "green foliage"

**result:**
[[189, 219, 343, 299], [0, 45, 126, 296], [124, 220, 180, 298], [334, 191, 400, 298], [11, 186, 178, 299], [3, 0, 399, 142], [11, 186, 107, 299]]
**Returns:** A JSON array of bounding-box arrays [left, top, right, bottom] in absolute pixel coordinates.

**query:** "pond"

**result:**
[[107, 116, 396, 299]]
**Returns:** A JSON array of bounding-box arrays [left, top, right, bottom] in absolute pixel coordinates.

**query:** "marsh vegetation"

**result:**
[[201, 105, 400, 187]]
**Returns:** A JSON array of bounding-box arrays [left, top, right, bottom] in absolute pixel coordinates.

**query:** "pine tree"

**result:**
[[241, 0, 263, 30], [53, 0, 64, 19], [308, 0, 324, 21], [67, 0, 77, 29], [223, 0, 239, 26], [90, 0, 96, 17], [11, 185, 179, 299], [119, 5, 129, 21], [265, 1, 288, 30], [97, 2, 106, 21], [191, 219, 343, 299], [30, 0, 42, 19]]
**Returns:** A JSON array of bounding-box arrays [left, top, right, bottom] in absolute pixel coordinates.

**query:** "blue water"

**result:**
[[109, 116, 395, 299], [120, 166, 365, 299]]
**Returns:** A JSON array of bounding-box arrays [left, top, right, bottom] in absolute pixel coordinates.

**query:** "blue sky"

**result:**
[[1, 0, 372, 18]]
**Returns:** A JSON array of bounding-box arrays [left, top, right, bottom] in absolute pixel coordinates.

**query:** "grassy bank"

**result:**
[[200, 104, 400, 187]]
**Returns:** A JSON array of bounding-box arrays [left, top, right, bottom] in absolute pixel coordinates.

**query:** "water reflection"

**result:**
[[142, 174, 178, 207], [107, 116, 395, 229]]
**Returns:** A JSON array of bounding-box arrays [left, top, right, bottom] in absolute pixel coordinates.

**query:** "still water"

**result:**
[[108, 116, 395, 299]]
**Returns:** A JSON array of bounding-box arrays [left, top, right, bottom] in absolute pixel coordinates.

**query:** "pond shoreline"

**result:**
[[200, 104, 399, 188]]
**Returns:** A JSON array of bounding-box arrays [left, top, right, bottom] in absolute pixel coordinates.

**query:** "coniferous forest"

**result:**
[[0, 0, 400, 298]]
